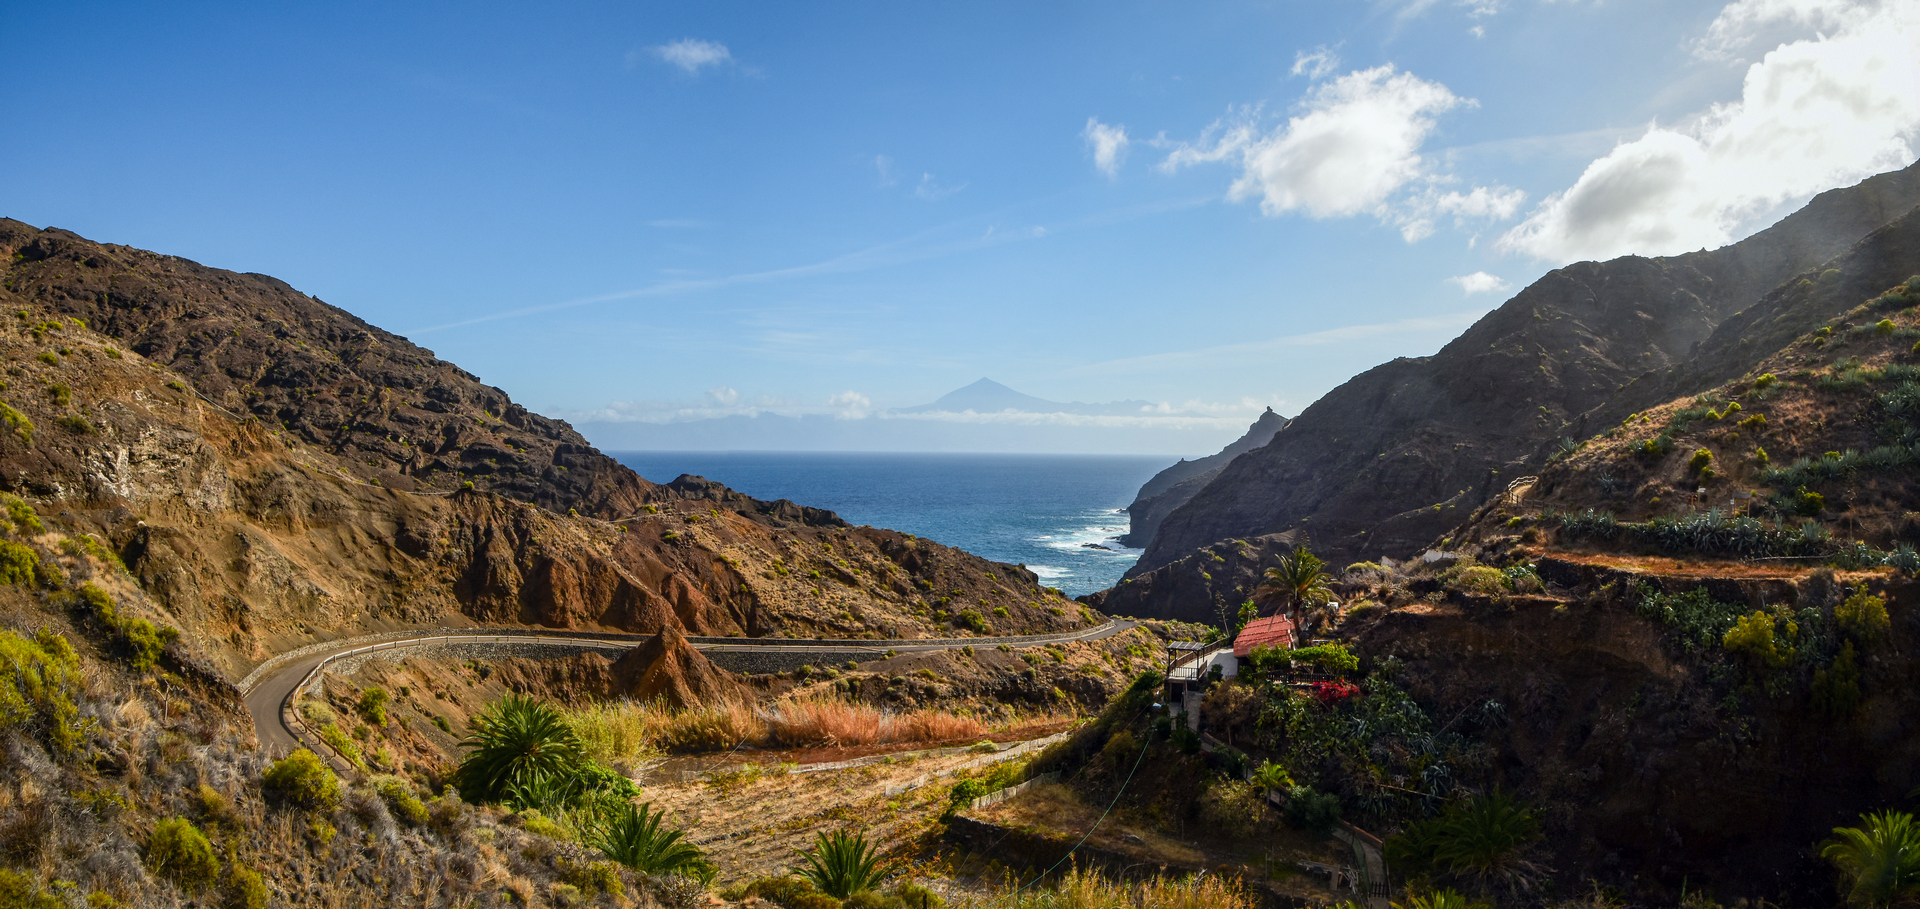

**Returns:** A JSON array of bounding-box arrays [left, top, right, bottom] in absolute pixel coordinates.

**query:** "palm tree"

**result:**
[[453, 694, 588, 804], [1254, 547, 1333, 633], [1823, 811, 1920, 907]]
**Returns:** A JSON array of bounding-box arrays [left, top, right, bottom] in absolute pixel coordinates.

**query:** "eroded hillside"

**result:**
[[0, 225, 1092, 687]]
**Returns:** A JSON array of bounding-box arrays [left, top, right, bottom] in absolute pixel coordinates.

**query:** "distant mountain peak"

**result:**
[[893, 378, 1167, 417]]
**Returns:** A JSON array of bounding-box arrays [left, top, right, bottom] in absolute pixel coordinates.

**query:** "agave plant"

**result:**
[[587, 801, 710, 878], [796, 829, 886, 899], [453, 694, 588, 804], [1822, 810, 1920, 907]]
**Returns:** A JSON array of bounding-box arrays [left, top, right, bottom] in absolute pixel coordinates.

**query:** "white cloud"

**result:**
[[1083, 118, 1131, 177], [1448, 271, 1511, 294], [1159, 65, 1515, 241], [1695, 0, 1870, 60], [1500, 0, 1920, 263], [1291, 47, 1341, 80], [873, 155, 898, 187], [651, 38, 733, 74], [887, 410, 1249, 430], [1394, 182, 1528, 241], [913, 173, 965, 201], [705, 386, 739, 407], [828, 391, 872, 419]]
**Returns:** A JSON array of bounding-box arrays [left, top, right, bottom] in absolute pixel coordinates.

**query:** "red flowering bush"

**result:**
[[1310, 680, 1360, 705]]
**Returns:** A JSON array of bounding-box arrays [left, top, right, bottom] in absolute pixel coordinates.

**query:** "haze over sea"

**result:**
[[614, 452, 1167, 597]]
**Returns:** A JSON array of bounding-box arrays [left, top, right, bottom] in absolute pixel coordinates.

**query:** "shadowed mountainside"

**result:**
[[1129, 161, 1920, 583], [1120, 408, 1288, 550]]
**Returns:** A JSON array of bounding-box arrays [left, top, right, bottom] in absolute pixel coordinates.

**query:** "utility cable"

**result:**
[[1011, 705, 1158, 896]]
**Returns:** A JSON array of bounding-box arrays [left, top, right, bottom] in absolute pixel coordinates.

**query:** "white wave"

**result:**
[[1035, 514, 1144, 556], [1027, 565, 1070, 579]]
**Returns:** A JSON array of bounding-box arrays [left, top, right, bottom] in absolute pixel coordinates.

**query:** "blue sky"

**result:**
[[5, 1, 1917, 453]]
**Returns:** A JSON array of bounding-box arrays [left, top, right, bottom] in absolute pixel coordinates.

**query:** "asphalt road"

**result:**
[[245, 620, 1139, 758]]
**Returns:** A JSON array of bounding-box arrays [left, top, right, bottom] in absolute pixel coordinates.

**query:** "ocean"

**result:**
[[610, 451, 1170, 597]]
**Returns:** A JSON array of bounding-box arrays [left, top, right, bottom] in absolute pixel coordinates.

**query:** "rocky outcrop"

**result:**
[[1119, 408, 1287, 549], [609, 625, 744, 708], [1126, 161, 1920, 584]]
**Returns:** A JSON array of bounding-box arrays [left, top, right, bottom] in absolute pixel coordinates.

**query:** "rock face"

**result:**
[[1126, 162, 1920, 585], [0, 221, 1099, 684], [1120, 408, 1287, 549], [609, 625, 744, 708]]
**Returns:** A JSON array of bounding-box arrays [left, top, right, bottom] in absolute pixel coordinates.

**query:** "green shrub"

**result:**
[[1289, 643, 1361, 674], [1813, 641, 1864, 719], [1284, 785, 1341, 835], [60, 583, 177, 671], [0, 869, 62, 909], [56, 415, 94, 434], [357, 686, 390, 726], [797, 829, 887, 898], [1723, 611, 1795, 668], [0, 540, 38, 586], [955, 609, 990, 634], [146, 817, 220, 891], [1754, 373, 1778, 389], [1689, 448, 1715, 477], [228, 866, 268, 909], [0, 628, 84, 752], [1199, 778, 1268, 838], [890, 882, 944, 909], [1794, 486, 1827, 516], [1634, 432, 1676, 461], [372, 775, 429, 825], [263, 749, 342, 809], [745, 877, 838, 909], [844, 891, 905, 909], [1837, 589, 1891, 644], [0, 493, 43, 534], [0, 402, 32, 445], [1452, 566, 1509, 596]]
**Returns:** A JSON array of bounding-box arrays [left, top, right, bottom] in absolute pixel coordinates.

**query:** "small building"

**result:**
[[1233, 614, 1297, 659]]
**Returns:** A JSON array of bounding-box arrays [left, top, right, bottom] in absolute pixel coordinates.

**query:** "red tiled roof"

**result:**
[[1233, 615, 1296, 658]]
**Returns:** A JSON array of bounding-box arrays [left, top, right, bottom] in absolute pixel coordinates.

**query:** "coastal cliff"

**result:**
[[1119, 407, 1287, 550]]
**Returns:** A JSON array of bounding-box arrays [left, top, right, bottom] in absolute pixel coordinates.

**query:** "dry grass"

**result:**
[[953, 866, 1257, 909], [562, 696, 994, 754]]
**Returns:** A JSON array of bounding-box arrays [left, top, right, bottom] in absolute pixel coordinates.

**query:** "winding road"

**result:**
[[242, 620, 1141, 759]]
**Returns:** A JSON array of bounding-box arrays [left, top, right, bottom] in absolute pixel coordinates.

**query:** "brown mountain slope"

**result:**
[[0, 232, 1091, 683], [0, 219, 652, 516], [1129, 161, 1920, 583]]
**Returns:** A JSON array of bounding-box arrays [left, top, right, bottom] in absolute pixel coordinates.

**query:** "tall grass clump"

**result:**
[[561, 700, 661, 765]]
